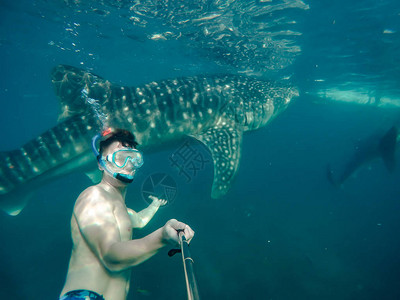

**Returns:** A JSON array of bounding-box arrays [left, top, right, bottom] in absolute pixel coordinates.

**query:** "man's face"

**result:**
[[101, 141, 140, 177]]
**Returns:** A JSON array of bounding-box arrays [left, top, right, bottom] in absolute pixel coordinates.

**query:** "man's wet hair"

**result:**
[[99, 129, 139, 156]]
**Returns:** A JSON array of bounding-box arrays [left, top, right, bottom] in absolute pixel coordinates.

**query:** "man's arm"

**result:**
[[74, 188, 193, 273], [102, 219, 193, 272], [128, 196, 167, 228]]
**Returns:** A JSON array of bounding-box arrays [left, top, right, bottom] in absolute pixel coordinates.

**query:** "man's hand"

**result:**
[[162, 219, 195, 245], [148, 195, 168, 207]]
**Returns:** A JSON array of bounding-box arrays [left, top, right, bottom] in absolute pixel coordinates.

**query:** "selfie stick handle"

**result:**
[[179, 231, 200, 300]]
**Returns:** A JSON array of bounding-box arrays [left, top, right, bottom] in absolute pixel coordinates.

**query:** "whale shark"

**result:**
[[327, 126, 399, 187], [0, 65, 298, 216]]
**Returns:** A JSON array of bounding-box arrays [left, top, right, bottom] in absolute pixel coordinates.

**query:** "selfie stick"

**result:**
[[179, 231, 200, 300], [168, 230, 200, 300]]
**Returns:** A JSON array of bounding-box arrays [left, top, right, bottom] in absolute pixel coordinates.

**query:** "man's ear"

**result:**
[[97, 159, 104, 171]]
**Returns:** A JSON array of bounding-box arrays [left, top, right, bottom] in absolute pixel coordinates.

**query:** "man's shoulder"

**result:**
[[75, 185, 111, 211], [78, 184, 106, 199]]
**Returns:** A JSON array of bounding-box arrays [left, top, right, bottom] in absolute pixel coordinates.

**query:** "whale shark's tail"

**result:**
[[0, 185, 34, 216], [0, 150, 33, 215], [0, 66, 108, 216], [0, 114, 100, 216]]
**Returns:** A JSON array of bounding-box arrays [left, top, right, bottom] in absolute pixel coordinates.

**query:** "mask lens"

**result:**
[[112, 149, 143, 168]]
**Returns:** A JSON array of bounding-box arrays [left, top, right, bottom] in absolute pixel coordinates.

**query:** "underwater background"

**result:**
[[1, 0, 400, 299]]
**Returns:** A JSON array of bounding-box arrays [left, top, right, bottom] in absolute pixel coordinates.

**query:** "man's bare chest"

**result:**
[[113, 204, 133, 241]]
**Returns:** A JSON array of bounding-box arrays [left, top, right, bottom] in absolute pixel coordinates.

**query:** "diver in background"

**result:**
[[59, 128, 194, 300], [327, 126, 398, 187]]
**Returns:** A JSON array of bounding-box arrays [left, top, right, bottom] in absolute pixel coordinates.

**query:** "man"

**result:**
[[59, 128, 194, 300]]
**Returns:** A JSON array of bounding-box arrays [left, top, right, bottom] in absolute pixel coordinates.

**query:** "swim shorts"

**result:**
[[59, 289, 105, 300]]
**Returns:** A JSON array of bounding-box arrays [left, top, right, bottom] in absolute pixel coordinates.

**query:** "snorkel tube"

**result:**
[[91, 129, 135, 184]]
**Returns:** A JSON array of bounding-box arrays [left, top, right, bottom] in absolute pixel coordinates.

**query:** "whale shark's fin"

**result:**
[[51, 65, 109, 122], [379, 126, 398, 172], [194, 117, 243, 199]]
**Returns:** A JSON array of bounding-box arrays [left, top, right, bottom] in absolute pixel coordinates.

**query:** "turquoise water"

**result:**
[[1, 0, 400, 299]]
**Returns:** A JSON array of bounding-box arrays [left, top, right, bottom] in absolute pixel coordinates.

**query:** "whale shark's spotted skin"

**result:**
[[0, 65, 298, 215]]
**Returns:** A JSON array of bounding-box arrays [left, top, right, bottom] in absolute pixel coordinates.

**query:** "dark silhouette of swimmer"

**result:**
[[327, 126, 398, 187]]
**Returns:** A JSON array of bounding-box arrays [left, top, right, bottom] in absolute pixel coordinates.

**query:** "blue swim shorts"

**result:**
[[59, 289, 105, 300]]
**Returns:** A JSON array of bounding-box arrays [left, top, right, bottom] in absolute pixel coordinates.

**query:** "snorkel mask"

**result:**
[[91, 128, 144, 183]]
